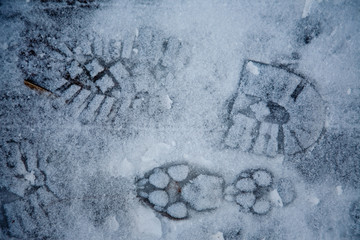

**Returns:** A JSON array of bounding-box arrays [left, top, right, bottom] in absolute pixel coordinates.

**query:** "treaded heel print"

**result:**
[[19, 21, 191, 125], [224, 60, 326, 157], [136, 163, 224, 220]]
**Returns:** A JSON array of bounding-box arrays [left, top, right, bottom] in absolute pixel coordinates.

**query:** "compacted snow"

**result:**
[[0, 0, 359, 239]]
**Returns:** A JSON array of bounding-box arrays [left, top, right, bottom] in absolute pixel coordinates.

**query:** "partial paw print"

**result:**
[[136, 164, 224, 219], [224, 60, 326, 157], [136, 164, 296, 219], [224, 169, 273, 215], [224, 169, 296, 215], [19, 21, 191, 125]]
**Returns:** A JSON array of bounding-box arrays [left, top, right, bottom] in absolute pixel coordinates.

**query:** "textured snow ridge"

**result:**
[[19, 22, 191, 125], [225, 168, 295, 215], [224, 60, 326, 157], [136, 164, 224, 219]]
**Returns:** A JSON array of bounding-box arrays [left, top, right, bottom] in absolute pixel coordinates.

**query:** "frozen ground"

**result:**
[[0, 0, 359, 239]]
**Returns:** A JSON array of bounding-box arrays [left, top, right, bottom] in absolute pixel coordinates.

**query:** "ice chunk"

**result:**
[[308, 196, 320, 205], [336, 186, 343, 196], [50, 78, 68, 92], [269, 189, 283, 207], [167, 202, 188, 219], [110, 62, 129, 80], [250, 101, 270, 121], [148, 190, 169, 207], [246, 61, 260, 75], [24, 171, 35, 185], [104, 215, 119, 232], [134, 205, 162, 239], [240, 61, 302, 103], [225, 185, 238, 195], [283, 127, 303, 154], [78, 94, 105, 123], [138, 191, 148, 198], [265, 123, 279, 157], [253, 122, 279, 156], [96, 74, 114, 93], [121, 32, 135, 59], [252, 199, 271, 214], [68, 60, 83, 79], [58, 42, 73, 56], [182, 175, 224, 211], [68, 89, 92, 117], [276, 178, 296, 206], [161, 37, 181, 68], [236, 193, 256, 208], [160, 94, 173, 110], [235, 178, 256, 192], [252, 170, 272, 187], [210, 232, 225, 240], [286, 85, 325, 150], [62, 84, 81, 101], [108, 39, 122, 60], [350, 200, 360, 224], [167, 165, 189, 182], [225, 114, 258, 150], [96, 97, 115, 122], [85, 59, 104, 78], [231, 93, 257, 113], [92, 35, 103, 56], [149, 169, 170, 189]]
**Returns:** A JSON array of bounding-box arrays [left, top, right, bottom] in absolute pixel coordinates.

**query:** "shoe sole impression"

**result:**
[[224, 60, 326, 157], [19, 21, 191, 125]]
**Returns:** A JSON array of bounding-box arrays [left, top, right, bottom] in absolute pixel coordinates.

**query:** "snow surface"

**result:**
[[182, 175, 224, 211], [0, 0, 359, 239]]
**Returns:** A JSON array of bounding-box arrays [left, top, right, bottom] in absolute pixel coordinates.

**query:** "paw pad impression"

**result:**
[[136, 164, 224, 219]]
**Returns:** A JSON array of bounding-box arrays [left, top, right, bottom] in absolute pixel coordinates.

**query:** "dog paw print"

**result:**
[[224, 60, 326, 157], [136, 164, 224, 219], [224, 169, 273, 215]]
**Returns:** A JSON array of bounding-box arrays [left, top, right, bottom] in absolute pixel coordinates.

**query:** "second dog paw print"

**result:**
[[225, 169, 273, 215]]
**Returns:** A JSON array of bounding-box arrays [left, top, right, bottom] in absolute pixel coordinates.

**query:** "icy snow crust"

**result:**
[[1, 0, 360, 239]]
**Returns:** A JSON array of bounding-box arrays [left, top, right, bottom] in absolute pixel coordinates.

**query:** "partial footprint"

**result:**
[[224, 60, 326, 157], [19, 20, 191, 125]]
